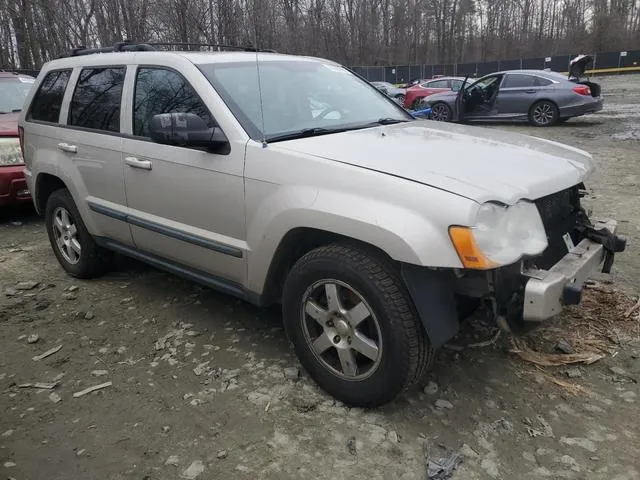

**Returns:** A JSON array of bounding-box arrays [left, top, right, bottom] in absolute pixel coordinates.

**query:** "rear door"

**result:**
[[121, 65, 246, 285], [496, 73, 547, 117], [60, 66, 133, 246]]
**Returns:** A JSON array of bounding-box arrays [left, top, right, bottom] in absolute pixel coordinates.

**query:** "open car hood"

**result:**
[[569, 54, 592, 79]]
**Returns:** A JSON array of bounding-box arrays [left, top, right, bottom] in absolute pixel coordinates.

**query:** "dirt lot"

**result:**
[[1, 75, 639, 480]]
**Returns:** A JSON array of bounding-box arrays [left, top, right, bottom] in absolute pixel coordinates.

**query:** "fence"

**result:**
[[351, 49, 640, 83]]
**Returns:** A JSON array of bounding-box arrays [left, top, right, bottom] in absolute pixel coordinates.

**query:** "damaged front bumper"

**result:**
[[522, 219, 626, 322]]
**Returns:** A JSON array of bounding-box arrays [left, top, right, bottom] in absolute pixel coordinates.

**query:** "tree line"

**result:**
[[1, 0, 639, 69]]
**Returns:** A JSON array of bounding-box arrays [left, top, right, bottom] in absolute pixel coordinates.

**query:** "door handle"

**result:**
[[125, 156, 152, 170], [525, 89, 537, 94], [57, 143, 77, 153]]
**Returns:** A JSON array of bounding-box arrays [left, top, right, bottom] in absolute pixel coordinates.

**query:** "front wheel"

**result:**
[[282, 244, 434, 407], [431, 102, 452, 122], [529, 100, 559, 127]]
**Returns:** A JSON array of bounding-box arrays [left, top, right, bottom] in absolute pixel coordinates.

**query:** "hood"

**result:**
[[569, 54, 592, 79], [0, 112, 19, 136], [275, 121, 593, 204]]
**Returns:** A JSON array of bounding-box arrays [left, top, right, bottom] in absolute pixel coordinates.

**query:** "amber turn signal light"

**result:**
[[448, 226, 497, 270]]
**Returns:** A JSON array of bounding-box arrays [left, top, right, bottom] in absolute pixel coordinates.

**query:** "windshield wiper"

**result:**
[[12, 109, 21, 113], [266, 127, 350, 143], [373, 117, 410, 125]]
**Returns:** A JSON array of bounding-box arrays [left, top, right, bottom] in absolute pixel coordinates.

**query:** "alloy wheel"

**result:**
[[52, 206, 81, 264], [533, 102, 555, 125], [431, 103, 450, 121], [301, 279, 382, 380]]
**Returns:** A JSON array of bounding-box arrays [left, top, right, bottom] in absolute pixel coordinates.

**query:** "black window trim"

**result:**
[[25, 68, 73, 125], [66, 65, 127, 134], [131, 64, 221, 143]]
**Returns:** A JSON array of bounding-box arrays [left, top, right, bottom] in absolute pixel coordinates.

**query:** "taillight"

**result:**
[[18, 126, 25, 158], [573, 85, 591, 96]]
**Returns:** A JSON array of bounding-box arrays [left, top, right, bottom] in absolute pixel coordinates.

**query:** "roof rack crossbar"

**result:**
[[58, 40, 277, 58]]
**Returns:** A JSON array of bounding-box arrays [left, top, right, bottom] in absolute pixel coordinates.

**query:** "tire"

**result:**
[[45, 189, 109, 278], [431, 102, 452, 122], [282, 243, 434, 407], [529, 100, 559, 127]]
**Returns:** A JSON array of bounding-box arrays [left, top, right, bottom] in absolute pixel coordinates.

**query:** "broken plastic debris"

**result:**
[[32, 345, 63, 361], [426, 452, 463, 479], [73, 381, 112, 398]]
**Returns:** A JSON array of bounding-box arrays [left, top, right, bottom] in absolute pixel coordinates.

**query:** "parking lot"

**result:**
[[1, 75, 639, 480]]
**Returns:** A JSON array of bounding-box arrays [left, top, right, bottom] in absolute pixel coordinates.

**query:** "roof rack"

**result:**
[[59, 40, 276, 58]]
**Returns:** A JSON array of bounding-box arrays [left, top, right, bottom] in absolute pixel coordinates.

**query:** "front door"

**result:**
[[121, 66, 246, 285]]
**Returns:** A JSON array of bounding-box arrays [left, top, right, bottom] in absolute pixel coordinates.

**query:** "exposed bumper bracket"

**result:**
[[522, 219, 625, 322]]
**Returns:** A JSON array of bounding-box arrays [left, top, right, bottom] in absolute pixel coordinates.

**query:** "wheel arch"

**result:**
[[34, 173, 68, 214]]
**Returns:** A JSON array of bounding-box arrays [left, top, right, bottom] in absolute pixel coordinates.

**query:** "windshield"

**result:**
[[199, 60, 411, 141], [0, 78, 34, 113]]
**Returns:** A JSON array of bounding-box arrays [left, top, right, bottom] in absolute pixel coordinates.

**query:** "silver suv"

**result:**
[[20, 44, 625, 407]]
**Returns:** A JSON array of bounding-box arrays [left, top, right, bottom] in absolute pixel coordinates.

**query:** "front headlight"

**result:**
[[449, 200, 548, 269], [0, 138, 23, 166]]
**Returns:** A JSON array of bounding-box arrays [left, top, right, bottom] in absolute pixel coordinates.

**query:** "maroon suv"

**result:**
[[0, 72, 34, 206]]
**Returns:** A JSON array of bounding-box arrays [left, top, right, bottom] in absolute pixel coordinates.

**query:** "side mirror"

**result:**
[[150, 113, 228, 151]]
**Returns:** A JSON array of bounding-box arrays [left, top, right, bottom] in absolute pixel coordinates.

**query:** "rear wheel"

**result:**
[[431, 102, 452, 122], [282, 244, 433, 407], [45, 189, 110, 278], [529, 100, 559, 127]]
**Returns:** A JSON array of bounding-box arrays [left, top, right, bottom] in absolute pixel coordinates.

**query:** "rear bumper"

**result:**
[[522, 219, 620, 322], [0, 165, 31, 206], [559, 97, 603, 118]]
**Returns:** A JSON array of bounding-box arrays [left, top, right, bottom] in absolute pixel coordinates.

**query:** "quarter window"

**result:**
[[426, 80, 449, 89], [27, 70, 72, 123], [133, 68, 213, 138], [69, 67, 125, 132]]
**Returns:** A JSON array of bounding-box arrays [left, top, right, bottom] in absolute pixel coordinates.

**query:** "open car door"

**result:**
[[452, 75, 469, 122]]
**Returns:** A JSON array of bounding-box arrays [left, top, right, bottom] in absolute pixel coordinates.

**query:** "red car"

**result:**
[[403, 76, 468, 109], [0, 72, 34, 206]]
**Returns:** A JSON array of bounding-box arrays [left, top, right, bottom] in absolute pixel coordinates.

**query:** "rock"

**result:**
[[2, 429, 14, 437], [565, 367, 582, 378], [121, 297, 134, 304], [49, 392, 62, 403], [91, 370, 108, 376], [283, 367, 300, 381], [247, 391, 271, 408], [387, 430, 399, 443], [609, 366, 626, 376], [98, 347, 108, 354], [68, 285, 79, 292], [3, 461, 16, 468], [555, 340, 575, 354], [16, 281, 39, 290], [76, 449, 86, 457], [61, 293, 77, 300], [84, 311, 95, 320], [116, 346, 127, 354], [346, 436, 357, 456], [435, 399, 454, 410], [27, 333, 39, 344], [4, 287, 19, 296], [162, 426, 171, 433], [165, 455, 179, 466], [181, 460, 205, 479], [560, 437, 597, 452], [216, 449, 228, 459], [423, 381, 438, 395]]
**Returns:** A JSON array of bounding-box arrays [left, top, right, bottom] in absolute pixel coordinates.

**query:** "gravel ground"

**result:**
[[1, 75, 639, 480]]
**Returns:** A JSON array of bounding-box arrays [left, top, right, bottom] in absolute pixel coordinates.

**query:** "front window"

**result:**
[[199, 60, 410, 141], [0, 78, 34, 114]]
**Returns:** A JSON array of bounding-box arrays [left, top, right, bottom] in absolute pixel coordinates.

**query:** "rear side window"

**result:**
[[426, 79, 449, 89], [502, 74, 537, 88], [69, 67, 125, 132], [133, 67, 213, 138], [27, 70, 72, 123], [535, 77, 553, 86]]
